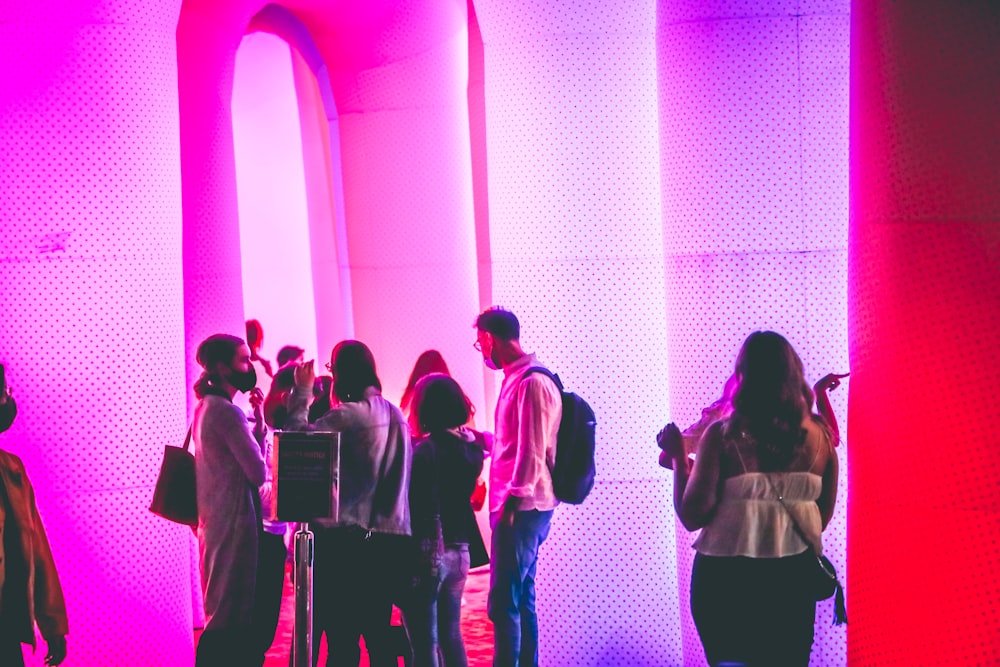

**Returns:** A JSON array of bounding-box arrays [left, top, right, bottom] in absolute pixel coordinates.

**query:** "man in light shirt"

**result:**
[[474, 308, 561, 667]]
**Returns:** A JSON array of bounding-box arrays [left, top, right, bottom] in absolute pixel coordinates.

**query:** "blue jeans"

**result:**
[[438, 544, 471, 667], [488, 509, 553, 667], [404, 543, 471, 667]]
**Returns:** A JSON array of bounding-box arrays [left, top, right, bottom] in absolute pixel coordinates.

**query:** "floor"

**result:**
[[259, 565, 494, 667]]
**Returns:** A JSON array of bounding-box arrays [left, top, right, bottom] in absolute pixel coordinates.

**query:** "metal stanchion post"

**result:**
[[293, 522, 314, 667]]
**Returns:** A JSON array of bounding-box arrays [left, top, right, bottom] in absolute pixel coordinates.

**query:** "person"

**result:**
[[308, 374, 333, 424], [0, 365, 68, 667], [403, 374, 488, 667], [285, 341, 411, 667], [474, 307, 561, 667], [262, 365, 296, 431], [661, 331, 839, 667], [400, 351, 451, 429], [276, 345, 305, 370], [245, 320, 275, 380], [191, 335, 267, 667], [253, 375, 291, 667]]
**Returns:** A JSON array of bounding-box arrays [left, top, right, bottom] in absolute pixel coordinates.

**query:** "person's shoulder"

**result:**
[[521, 367, 560, 392], [0, 448, 24, 473]]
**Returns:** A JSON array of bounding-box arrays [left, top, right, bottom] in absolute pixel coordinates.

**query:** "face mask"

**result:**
[[481, 336, 499, 371], [227, 365, 257, 393]]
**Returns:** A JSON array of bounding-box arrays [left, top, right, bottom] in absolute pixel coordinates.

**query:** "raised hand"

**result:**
[[656, 423, 685, 469], [814, 372, 849, 394], [294, 360, 316, 391]]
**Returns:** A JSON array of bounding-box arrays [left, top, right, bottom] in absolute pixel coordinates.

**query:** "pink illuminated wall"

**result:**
[[4, 0, 996, 664], [232, 31, 320, 361], [849, 2, 1000, 664], [1, 0, 193, 664]]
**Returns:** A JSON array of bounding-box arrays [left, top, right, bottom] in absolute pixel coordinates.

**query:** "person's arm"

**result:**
[[813, 373, 848, 447], [676, 421, 725, 530], [219, 404, 266, 487], [285, 361, 344, 432], [501, 374, 561, 525], [817, 431, 839, 528]]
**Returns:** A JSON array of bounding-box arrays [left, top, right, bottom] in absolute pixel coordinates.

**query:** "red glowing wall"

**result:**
[[849, 1, 1000, 664]]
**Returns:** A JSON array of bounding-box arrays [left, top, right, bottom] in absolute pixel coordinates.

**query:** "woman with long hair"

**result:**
[[662, 331, 839, 666], [285, 340, 411, 667], [404, 374, 487, 667]]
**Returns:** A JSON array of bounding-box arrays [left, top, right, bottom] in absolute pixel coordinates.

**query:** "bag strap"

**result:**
[[183, 426, 193, 452], [759, 471, 822, 556], [524, 366, 563, 392]]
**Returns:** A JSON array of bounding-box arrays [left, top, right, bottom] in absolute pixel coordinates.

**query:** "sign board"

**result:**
[[272, 431, 340, 522]]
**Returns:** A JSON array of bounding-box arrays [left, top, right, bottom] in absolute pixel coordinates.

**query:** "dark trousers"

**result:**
[[312, 527, 410, 667], [252, 530, 289, 666], [196, 626, 257, 667], [691, 551, 817, 667], [0, 632, 24, 667]]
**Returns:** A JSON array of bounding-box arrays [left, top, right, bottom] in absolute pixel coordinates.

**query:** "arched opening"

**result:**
[[233, 4, 355, 370], [232, 30, 321, 364]]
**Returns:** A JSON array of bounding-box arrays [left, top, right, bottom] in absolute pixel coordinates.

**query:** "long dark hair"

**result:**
[[330, 340, 381, 403], [400, 350, 451, 413], [194, 334, 243, 399], [728, 331, 811, 469]]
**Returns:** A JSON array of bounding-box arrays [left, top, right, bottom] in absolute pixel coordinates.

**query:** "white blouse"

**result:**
[[693, 472, 823, 558]]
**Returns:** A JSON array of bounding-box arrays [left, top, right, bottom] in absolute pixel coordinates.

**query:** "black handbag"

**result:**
[[767, 478, 848, 626], [149, 427, 198, 527]]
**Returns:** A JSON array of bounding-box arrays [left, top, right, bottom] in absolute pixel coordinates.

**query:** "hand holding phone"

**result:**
[[656, 423, 685, 469]]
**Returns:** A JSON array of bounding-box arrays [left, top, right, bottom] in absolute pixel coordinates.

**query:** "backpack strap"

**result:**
[[524, 366, 563, 392]]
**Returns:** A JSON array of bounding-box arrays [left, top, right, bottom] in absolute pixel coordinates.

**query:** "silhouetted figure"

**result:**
[[286, 341, 411, 667], [0, 365, 68, 667], [662, 332, 840, 667], [403, 374, 487, 667], [192, 335, 266, 667]]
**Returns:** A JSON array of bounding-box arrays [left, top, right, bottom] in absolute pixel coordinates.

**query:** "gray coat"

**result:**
[[285, 386, 410, 535], [193, 395, 265, 630]]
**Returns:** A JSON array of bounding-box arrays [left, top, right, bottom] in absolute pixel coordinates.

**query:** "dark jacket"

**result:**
[[0, 449, 68, 647], [410, 429, 485, 547]]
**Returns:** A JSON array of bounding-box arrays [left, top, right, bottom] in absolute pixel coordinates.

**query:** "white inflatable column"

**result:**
[[0, 0, 192, 664], [309, 0, 484, 405], [473, 2, 678, 664], [657, 1, 851, 664]]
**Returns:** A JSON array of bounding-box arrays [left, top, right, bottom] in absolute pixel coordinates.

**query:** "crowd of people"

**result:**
[[188, 309, 844, 667], [191, 308, 564, 667], [0, 308, 845, 667]]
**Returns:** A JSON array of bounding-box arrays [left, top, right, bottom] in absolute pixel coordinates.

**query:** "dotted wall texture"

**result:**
[[474, 1, 681, 664], [0, 1, 192, 665], [658, 1, 850, 665], [177, 0, 262, 415], [849, 1, 1000, 664], [292, 0, 487, 412]]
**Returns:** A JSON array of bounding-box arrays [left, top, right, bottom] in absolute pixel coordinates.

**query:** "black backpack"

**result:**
[[525, 368, 597, 504]]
